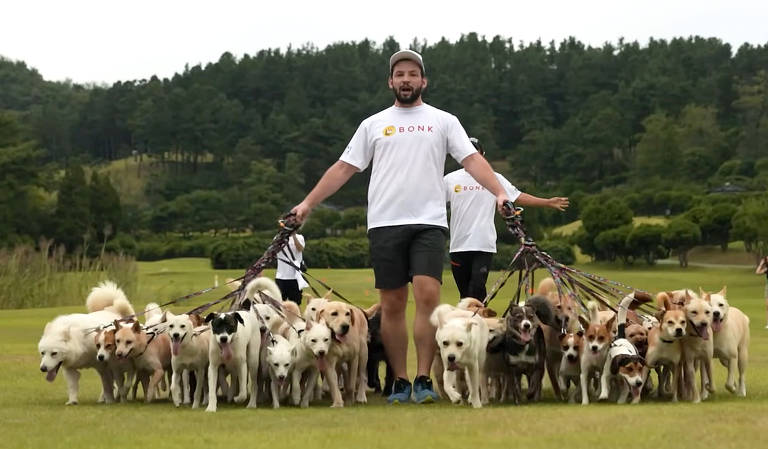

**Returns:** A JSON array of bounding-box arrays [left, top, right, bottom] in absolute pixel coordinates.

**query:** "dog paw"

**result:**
[[65, 400, 78, 406], [233, 394, 247, 404], [330, 402, 344, 408], [725, 383, 736, 394], [247, 401, 258, 409]]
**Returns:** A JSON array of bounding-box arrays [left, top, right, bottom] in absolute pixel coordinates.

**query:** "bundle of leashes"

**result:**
[[483, 201, 658, 329]]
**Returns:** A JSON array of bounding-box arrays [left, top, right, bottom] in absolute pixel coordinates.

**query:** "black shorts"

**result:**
[[367, 224, 447, 289]]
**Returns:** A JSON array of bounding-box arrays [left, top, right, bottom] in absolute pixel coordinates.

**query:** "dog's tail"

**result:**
[[537, 277, 556, 296], [617, 295, 635, 339], [144, 302, 162, 323], [587, 300, 600, 324], [525, 295, 556, 327], [86, 280, 135, 317], [430, 304, 458, 328], [363, 302, 381, 319], [245, 276, 282, 302]]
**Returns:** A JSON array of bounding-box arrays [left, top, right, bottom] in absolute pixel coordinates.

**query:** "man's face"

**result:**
[[389, 60, 426, 104]]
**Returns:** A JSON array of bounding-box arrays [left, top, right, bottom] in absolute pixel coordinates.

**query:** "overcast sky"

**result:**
[[2, 0, 767, 84]]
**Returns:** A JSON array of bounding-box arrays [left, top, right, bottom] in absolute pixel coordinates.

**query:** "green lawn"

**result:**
[[3, 259, 768, 448]]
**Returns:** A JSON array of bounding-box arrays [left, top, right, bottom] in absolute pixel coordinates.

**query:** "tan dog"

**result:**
[[317, 301, 369, 407], [94, 328, 135, 402], [538, 278, 578, 400], [704, 287, 749, 396], [114, 320, 172, 402], [163, 311, 209, 408], [457, 297, 498, 317], [643, 293, 686, 401], [681, 291, 715, 403]]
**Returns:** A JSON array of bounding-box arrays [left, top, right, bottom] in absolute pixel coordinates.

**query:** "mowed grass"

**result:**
[[4, 258, 768, 449]]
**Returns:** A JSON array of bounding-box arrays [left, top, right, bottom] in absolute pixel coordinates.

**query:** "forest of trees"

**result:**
[[2, 33, 768, 265]]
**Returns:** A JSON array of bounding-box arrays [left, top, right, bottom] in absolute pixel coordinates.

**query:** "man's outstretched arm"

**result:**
[[291, 160, 359, 222]]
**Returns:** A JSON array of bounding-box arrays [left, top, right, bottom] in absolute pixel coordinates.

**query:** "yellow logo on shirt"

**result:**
[[454, 184, 462, 193], [383, 125, 396, 136]]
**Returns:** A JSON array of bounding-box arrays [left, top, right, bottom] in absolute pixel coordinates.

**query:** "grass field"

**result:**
[[3, 258, 768, 448]]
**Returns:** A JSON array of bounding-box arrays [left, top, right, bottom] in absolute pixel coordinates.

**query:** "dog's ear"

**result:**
[[482, 308, 497, 318], [317, 308, 326, 320], [605, 313, 617, 332], [204, 313, 215, 323], [62, 326, 72, 342], [577, 315, 589, 330], [718, 286, 727, 297], [131, 320, 141, 333], [703, 293, 711, 304], [698, 287, 706, 299], [349, 307, 355, 326], [465, 320, 477, 332], [189, 314, 203, 327], [683, 290, 694, 305], [610, 354, 630, 375], [662, 295, 673, 312], [576, 329, 584, 338], [267, 346, 273, 356], [234, 313, 244, 325], [113, 319, 122, 331], [305, 319, 313, 331], [323, 289, 333, 299], [558, 331, 567, 340]]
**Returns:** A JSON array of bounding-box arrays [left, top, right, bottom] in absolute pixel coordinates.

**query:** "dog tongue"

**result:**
[[45, 365, 59, 382], [520, 329, 531, 344], [315, 355, 327, 372], [220, 342, 233, 362], [631, 385, 641, 398], [172, 340, 182, 356], [699, 325, 709, 340], [711, 318, 722, 333]]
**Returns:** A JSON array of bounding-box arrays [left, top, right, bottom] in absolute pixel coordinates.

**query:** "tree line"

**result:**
[[1, 34, 768, 263]]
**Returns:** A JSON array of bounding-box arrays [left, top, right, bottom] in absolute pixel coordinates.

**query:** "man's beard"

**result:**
[[392, 84, 422, 104]]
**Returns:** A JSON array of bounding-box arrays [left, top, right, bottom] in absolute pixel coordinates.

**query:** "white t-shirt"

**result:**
[[276, 234, 305, 280], [443, 169, 520, 253], [340, 103, 477, 230]]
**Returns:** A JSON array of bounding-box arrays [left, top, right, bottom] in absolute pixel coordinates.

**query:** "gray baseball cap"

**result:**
[[389, 49, 425, 74]]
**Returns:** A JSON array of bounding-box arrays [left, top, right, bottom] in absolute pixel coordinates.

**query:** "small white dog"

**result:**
[[265, 334, 296, 408], [38, 281, 135, 405], [291, 319, 332, 408], [430, 304, 488, 408]]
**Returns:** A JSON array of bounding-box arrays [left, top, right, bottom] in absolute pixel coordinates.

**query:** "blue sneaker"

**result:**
[[413, 375, 439, 404], [387, 378, 412, 404]]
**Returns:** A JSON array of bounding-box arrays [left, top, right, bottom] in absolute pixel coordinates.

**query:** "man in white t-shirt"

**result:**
[[276, 233, 306, 305], [444, 137, 569, 300], [291, 50, 511, 404]]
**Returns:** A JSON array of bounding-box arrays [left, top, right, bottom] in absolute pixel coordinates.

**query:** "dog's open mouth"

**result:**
[[45, 362, 62, 382], [631, 385, 642, 399], [447, 360, 460, 371], [171, 336, 183, 356], [697, 323, 710, 340], [566, 355, 578, 364], [519, 328, 532, 344], [711, 316, 722, 333], [332, 330, 346, 344], [315, 354, 327, 372], [219, 342, 233, 362]]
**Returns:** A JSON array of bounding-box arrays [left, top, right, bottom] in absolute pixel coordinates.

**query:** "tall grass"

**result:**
[[0, 240, 137, 309]]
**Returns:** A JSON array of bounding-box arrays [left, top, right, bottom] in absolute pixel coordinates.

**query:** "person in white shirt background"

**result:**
[[276, 233, 307, 305], [291, 49, 511, 404], [444, 137, 569, 300]]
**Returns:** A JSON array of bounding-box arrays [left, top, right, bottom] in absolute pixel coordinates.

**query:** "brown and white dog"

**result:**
[[643, 292, 686, 401], [558, 330, 583, 403], [538, 278, 579, 400], [704, 287, 749, 397], [580, 301, 615, 405], [94, 327, 135, 402], [317, 301, 369, 407], [598, 295, 646, 404], [114, 320, 172, 403]]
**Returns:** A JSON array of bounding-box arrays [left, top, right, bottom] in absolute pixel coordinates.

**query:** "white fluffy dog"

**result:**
[[265, 334, 296, 408], [164, 311, 209, 408], [38, 281, 135, 404], [291, 319, 332, 408], [430, 304, 489, 408], [705, 287, 750, 396]]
